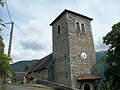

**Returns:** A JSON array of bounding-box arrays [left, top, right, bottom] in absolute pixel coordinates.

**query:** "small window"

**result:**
[[58, 25, 61, 34], [81, 23, 85, 32], [65, 72, 68, 78], [64, 54, 66, 58], [76, 22, 80, 31]]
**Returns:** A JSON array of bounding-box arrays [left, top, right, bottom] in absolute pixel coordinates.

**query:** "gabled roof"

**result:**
[[28, 53, 53, 73], [50, 9, 93, 26]]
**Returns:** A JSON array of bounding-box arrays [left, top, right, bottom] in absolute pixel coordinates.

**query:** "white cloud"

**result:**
[[9, 19, 52, 61], [1, 0, 120, 61], [94, 37, 108, 52]]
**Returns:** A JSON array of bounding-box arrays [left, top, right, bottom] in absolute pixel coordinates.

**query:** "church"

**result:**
[[25, 9, 100, 90]]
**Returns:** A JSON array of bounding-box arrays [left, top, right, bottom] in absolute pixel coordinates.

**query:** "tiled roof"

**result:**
[[28, 53, 53, 72], [76, 75, 101, 80]]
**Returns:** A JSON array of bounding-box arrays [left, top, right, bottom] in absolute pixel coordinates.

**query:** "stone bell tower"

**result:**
[[50, 9, 100, 90]]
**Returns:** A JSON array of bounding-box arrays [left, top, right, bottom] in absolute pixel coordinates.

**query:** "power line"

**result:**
[[4, 0, 12, 22], [14, 24, 48, 54], [4, 0, 49, 54]]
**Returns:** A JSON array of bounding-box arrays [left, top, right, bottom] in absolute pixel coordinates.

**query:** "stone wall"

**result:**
[[36, 79, 73, 90], [35, 69, 48, 80], [51, 10, 98, 90], [52, 13, 71, 86], [66, 11, 97, 89], [48, 63, 55, 82]]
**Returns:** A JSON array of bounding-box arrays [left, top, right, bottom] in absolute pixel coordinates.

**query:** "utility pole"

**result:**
[[8, 22, 14, 57]]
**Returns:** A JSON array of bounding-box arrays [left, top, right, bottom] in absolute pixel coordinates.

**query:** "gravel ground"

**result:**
[[6, 84, 54, 90]]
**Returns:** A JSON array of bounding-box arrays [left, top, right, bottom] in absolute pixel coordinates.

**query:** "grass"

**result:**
[[0, 84, 7, 90]]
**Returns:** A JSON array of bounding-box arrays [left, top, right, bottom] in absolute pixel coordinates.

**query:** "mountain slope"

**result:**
[[96, 51, 105, 77], [10, 60, 38, 72], [10, 51, 105, 74]]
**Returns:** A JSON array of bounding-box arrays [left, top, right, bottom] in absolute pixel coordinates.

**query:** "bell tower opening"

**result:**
[[81, 23, 85, 32], [76, 22, 80, 31]]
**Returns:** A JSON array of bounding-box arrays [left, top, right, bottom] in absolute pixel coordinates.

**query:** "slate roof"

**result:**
[[50, 9, 93, 26], [28, 53, 53, 73]]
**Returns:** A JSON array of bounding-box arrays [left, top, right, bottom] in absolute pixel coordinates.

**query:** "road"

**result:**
[[6, 84, 53, 90]]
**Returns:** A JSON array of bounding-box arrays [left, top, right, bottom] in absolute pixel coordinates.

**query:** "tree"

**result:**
[[0, 0, 10, 76], [0, 0, 4, 23], [103, 22, 120, 90], [0, 0, 4, 7], [24, 65, 30, 72], [0, 27, 10, 77], [100, 80, 111, 90], [0, 0, 4, 21], [0, 53, 10, 76], [0, 33, 4, 53]]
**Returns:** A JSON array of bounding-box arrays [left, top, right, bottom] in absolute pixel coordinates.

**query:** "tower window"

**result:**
[[58, 25, 61, 34], [76, 22, 80, 31], [64, 54, 66, 58], [81, 23, 85, 32], [65, 72, 68, 78]]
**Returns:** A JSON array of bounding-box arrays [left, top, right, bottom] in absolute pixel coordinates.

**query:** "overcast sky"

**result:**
[[0, 0, 120, 63]]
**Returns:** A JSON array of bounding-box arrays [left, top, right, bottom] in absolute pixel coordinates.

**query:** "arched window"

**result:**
[[81, 23, 85, 32], [76, 22, 80, 31], [84, 84, 90, 90], [58, 25, 61, 34]]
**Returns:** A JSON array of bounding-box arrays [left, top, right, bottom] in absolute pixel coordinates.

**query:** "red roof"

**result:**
[[76, 75, 101, 80]]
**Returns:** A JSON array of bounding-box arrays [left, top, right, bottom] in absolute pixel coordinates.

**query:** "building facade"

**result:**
[[50, 9, 100, 90], [27, 9, 100, 90], [15, 72, 24, 83]]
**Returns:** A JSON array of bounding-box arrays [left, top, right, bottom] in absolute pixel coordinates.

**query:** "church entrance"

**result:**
[[84, 84, 90, 90]]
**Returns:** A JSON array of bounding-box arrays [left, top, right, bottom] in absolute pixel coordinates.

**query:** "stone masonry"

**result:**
[[50, 9, 99, 90], [28, 9, 100, 90]]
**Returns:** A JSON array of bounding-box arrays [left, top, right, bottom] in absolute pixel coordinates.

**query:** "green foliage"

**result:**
[[0, 0, 11, 75], [0, 36, 4, 52], [10, 60, 38, 72], [0, 53, 10, 76], [24, 64, 30, 71], [100, 80, 111, 90], [96, 51, 105, 77], [103, 22, 120, 90], [0, 0, 4, 7], [10, 51, 105, 73], [0, 0, 4, 22], [0, 36, 10, 76]]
